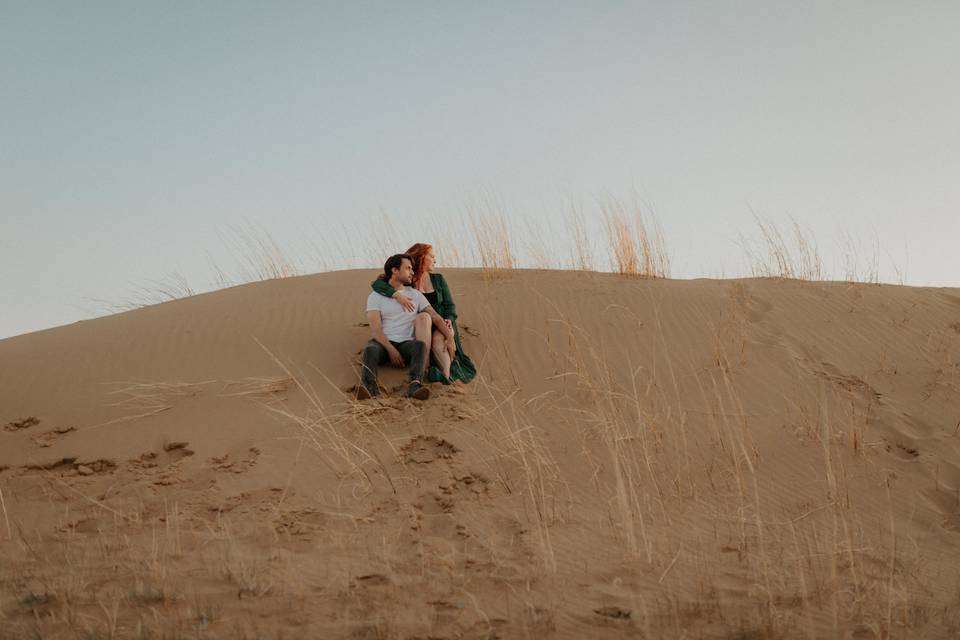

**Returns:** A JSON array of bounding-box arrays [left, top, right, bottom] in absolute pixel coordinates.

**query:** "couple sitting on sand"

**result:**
[[357, 243, 476, 401]]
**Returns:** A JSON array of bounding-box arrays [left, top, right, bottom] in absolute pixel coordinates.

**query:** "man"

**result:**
[[358, 253, 455, 400]]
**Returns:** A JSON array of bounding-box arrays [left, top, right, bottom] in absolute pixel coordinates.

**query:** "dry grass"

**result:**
[[464, 192, 515, 274], [252, 338, 396, 490], [219, 220, 302, 283], [433, 222, 469, 268], [601, 198, 670, 278], [84, 270, 196, 314], [472, 377, 563, 572], [839, 228, 880, 284], [220, 376, 294, 404], [368, 207, 405, 269], [520, 215, 563, 270], [102, 379, 214, 411], [85, 194, 923, 317], [742, 215, 824, 281], [526, 286, 941, 637], [568, 202, 596, 271]]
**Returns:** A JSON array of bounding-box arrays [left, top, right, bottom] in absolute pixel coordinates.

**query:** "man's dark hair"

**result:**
[[381, 253, 412, 281]]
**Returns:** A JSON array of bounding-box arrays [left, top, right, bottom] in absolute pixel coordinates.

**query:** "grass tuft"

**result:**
[[464, 192, 515, 274], [742, 215, 823, 281], [601, 197, 670, 277]]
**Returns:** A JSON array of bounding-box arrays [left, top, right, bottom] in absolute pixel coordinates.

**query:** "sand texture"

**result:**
[[2, 269, 960, 638]]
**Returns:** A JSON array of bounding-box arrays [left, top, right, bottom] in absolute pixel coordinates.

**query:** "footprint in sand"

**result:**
[[19, 457, 116, 476], [164, 441, 193, 457], [439, 471, 492, 499], [411, 491, 469, 541], [412, 491, 454, 517], [594, 606, 631, 620], [127, 442, 195, 484], [884, 440, 920, 461], [30, 426, 75, 448], [401, 435, 458, 464], [73, 459, 117, 476], [208, 447, 260, 474], [4, 416, 39, 432], [272, 509, 328, 539]]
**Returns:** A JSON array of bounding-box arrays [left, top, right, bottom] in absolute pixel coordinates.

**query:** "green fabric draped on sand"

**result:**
[[371, 273, 477, 384]]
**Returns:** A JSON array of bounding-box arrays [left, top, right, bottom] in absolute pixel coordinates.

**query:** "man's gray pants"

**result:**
[[361, 339, 427, 393]]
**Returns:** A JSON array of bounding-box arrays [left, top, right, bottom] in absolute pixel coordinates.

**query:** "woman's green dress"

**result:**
[[371, 273, 477, 384]]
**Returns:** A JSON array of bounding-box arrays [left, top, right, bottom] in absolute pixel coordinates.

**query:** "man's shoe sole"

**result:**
[[410, 386, 431, 401], [355, 386, 372, 400]]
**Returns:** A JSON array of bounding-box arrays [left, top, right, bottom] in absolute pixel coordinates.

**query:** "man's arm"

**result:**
[[371, 279, 397, 298], [372, 279, 416, 312], [368, 310, 404, 366]]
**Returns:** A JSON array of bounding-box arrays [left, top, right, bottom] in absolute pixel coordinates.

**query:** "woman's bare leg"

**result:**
[[432, 331, 452, 379]]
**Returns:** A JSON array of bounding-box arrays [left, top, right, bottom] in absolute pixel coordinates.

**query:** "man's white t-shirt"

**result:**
[[366, 287, 431, 342]]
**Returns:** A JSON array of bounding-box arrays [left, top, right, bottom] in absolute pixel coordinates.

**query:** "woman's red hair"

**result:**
[[404, 243, 433, 286]]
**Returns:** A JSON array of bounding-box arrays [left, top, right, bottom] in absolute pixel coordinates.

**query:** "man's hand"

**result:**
[[387, 345, 405, 367], [394, 293, 416, 312], [368, 310, 403, 366]]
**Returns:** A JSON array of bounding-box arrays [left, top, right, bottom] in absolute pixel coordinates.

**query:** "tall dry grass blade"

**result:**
[[474, 375, 559, 571], [603, 199, 638, 275], [519, 215, 560, 269], [221, 220, 301, 282], [568, 202, 596, 271], [251, 336, 395, 492], [433, 223, 467, 268], [0, 487, 11, 539], [85, 270, 198, 314], [82, 406, 172, 431], [743, 214, 822, 280], [839, 228, 880, 284], [306, 217, 360, 273], [601, 197, 670, 277], [465, 192, 514, 273], [369, 207, 405, 267], [42, 469, 129, 521]]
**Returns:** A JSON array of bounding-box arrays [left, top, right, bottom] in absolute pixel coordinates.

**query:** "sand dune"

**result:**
[[2, 269, 960, 638]]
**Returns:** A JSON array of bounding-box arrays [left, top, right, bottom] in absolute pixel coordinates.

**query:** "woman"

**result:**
[[371, 243, 476, 384]]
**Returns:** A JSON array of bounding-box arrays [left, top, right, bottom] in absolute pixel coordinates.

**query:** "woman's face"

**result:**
[[423, 250, 435, 272]]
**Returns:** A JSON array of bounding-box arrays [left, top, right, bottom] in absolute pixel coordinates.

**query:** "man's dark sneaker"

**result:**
[[355, 384, 378, 400], [407, 381, 430, 401]]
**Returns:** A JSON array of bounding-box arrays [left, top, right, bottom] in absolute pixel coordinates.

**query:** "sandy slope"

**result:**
[[2, 269, 960, 638]]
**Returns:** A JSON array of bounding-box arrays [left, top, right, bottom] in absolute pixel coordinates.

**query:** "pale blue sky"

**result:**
[[2, 1, 958, 338]]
